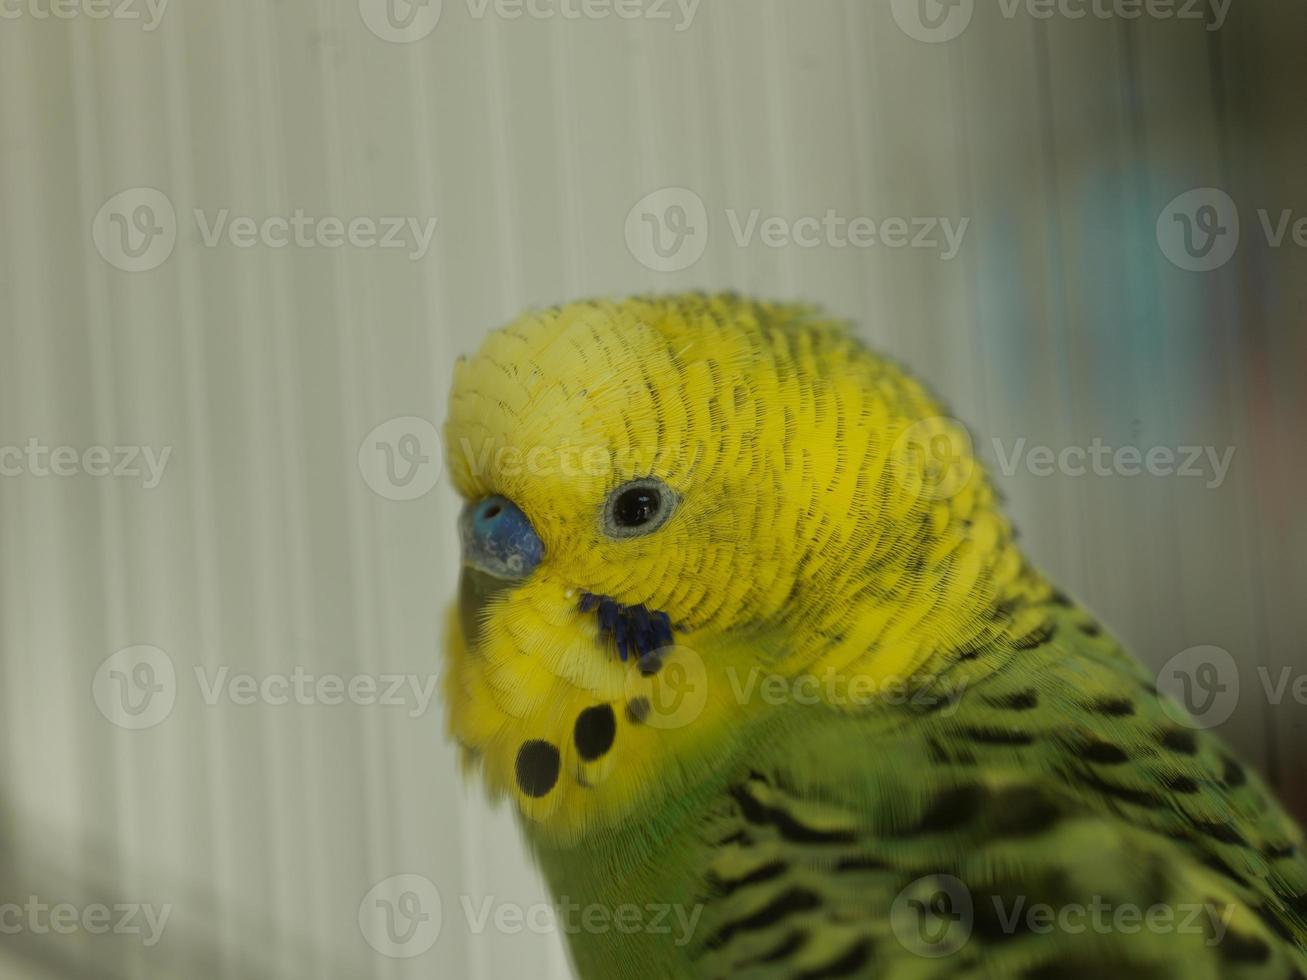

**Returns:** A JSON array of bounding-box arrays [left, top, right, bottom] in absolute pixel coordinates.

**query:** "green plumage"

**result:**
[[533, 601, 1307, 979]]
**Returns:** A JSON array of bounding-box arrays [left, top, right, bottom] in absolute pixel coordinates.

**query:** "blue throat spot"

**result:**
[[578, 592, 675, 670]]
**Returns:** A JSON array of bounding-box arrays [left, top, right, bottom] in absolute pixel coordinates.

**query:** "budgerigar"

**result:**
[[442, 294, 1307, 979]]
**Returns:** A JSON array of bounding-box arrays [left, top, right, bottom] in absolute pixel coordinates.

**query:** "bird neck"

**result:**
[[756, 489, 1057, 695]]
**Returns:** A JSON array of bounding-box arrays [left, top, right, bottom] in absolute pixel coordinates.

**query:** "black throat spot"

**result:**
[[578, 592, 675, 672]]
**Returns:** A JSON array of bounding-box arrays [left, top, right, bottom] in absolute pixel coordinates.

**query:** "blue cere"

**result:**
[[460, 495, 544, 580]]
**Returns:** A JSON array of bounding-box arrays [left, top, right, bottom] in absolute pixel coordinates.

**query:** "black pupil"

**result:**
[[615, 487, 660, 527]]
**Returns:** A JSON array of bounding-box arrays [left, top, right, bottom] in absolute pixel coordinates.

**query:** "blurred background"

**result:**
[[1, 0, 1304, 976]]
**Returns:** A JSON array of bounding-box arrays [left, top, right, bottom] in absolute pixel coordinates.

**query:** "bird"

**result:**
[[441, 293, 1307, 979]]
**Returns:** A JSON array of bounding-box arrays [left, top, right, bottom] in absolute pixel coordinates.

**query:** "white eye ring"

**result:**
[[602, 477, 676, 539]]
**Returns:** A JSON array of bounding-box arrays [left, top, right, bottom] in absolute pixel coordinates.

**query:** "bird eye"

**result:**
[[615, 486, 660, 526], [603, 478, 675, 538]]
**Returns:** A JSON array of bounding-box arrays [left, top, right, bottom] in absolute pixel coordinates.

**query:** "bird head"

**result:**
[[442, 294, 1029, 841]]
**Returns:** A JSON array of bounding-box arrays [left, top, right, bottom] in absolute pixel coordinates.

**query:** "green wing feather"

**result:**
[[682, 602, 1307, 979]]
